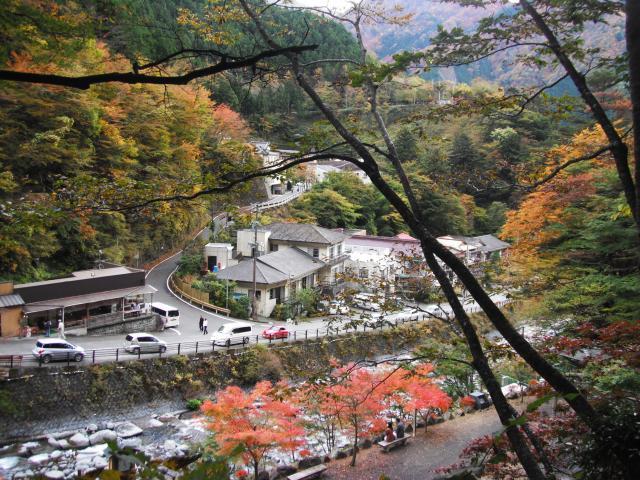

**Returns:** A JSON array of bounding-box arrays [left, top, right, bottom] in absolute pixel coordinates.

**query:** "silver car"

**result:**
[[124, 333, 167, 354], [32, 339, 85, 363]]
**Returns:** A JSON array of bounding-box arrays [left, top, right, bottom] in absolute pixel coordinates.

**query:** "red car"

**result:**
[[262, 325, 290, 340]]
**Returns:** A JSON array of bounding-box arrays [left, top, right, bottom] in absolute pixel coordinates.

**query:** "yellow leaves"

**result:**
[[176, 3, 244, 45]]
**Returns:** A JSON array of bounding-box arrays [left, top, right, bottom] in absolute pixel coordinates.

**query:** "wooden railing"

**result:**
[[169, 275, 231, 316]]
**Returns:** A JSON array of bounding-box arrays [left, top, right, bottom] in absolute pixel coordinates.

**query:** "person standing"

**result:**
[[44, 319, 51, 337], [58, 319, 65, 339], [199, 316, 204, 332], [202, 317, 208, 335]]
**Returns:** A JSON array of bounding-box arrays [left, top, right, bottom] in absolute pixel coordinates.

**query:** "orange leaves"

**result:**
[[210, 104, 249, 140], [202, 381, 305, 470], [502, 125, 621, 259]]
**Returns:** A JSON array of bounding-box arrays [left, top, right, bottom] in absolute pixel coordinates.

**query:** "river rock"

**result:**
[[85, 423, 98, 433], [28, 453, 50, 466], [57, 440, 70, 449], [92, 456, 108, 469], [50, 450, 63, 461], [18, 442, 40, 456], [0, 456, 20, 470], [44, 469, 65, 479], [47, 436, 60, 448], [68, 433, 90, 448], [158, 413, 175, 422], [146, 418, 164, 428], [89, 430, 117, 445], [163, 439, 177, 451], [118, 437, 142, 450], [115, 421, 143, 438]]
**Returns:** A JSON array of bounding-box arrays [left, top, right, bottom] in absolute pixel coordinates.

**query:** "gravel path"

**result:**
[[325, 408, 503, 480]]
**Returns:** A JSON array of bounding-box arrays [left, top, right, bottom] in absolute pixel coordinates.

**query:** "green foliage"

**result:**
[[292, 288, 320, 315], [186, 398, 204, 411], [230, 295, 250, 320], [395, 127, 419, 163], [177, 252, 204, 277], [291, 172, 403, 235], [192, 273, 236, 307]]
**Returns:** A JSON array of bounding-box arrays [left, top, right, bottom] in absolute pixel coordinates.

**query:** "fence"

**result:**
[[169, 274, 231, 316], [10, 311, 432, 369], [4, 297, 512, 370]]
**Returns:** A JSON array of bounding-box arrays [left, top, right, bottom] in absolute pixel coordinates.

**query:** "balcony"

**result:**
[[320, 252, 350, 267]]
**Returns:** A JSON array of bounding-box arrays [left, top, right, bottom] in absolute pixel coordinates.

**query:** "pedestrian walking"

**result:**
[[44, 319, 51, 337], [57, 319, 65, 339], [199, 316, 204, 332], [202, 317, 208, 335]]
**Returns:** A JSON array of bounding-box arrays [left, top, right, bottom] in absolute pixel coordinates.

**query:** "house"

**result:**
[[343, 231, 509, 294], [437, 234, 510, 264], [251, 141, 300, 195], [215, 247, 325, 317], [9, 265, 157, 336], [312, 159, 370, 184], [210, 223, 349, 317], [344, 232, 425, 295]]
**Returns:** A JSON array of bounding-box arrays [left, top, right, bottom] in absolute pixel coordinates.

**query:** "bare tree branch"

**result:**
[[0, 45, 317, 89]]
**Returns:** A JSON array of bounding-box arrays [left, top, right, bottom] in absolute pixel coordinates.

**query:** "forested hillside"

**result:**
[[0, 0, 360, 282], [360, 0, 625, 87]]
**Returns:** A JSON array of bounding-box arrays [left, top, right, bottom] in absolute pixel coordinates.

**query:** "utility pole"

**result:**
[[251, 205, 260, 321]]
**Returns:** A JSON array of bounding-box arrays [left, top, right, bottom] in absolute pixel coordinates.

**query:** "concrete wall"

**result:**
[[87, 314, 160, 336], [0, 323, 431, 438]]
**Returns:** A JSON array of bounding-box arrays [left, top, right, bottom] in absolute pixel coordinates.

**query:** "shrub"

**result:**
[[186, 398, 203, 411], [230, 296, 250, 319]]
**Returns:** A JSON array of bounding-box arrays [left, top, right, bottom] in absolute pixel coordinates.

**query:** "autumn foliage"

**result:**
[[201, 381, 305, 480]]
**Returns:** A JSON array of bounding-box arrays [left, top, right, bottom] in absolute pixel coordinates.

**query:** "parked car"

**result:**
[[262, 325, 290, 340], [211, 322, 253, 346], [469, 391, 493, 410], [124, 333, 167, 354], [32, 339, 85, 363], [328, 301, 349, 315], [352, 293, 382, 312], [151, 302, 180, 328]]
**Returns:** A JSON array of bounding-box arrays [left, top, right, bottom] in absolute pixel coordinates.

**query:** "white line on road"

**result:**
[[167, 328, 181, 335]]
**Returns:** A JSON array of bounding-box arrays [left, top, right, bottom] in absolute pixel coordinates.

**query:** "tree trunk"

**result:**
[[627, 0, 640, 235], [350, 425, 358, 467], [423, 252, 547, 480], [520, 0, 637, 230]]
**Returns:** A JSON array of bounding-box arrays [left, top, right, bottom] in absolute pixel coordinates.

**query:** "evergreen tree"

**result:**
[[395, 127, 419, 163]]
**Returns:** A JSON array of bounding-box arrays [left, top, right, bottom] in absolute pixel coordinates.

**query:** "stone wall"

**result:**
[[87, 313, 160, 336], [0, 323, 433, 439]]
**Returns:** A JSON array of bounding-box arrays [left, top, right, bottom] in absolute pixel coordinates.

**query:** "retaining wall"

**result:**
[[0, 323, 433, 438]]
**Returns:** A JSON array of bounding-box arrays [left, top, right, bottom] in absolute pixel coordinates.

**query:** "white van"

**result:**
[[151, 302, 180, 328], [211, 322, 253, 346]]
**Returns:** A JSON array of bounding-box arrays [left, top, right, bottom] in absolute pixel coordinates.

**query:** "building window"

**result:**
[[270, 244, 278, 252], [329, 246, 335, 258], [337, 244, 342, 255], [359, 268, 368, 279], [312, 248, 319, 258], [302, 277, 307, 289]]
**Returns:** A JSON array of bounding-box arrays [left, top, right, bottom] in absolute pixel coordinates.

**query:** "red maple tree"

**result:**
[[201, 381, 305, 480]]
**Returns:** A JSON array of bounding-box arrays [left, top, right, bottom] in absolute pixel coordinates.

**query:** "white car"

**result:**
[[353, 293, 382, 312], [328, 301, 349, 315], [211, 322, 253, 346], [124, 333, 167, 354]]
